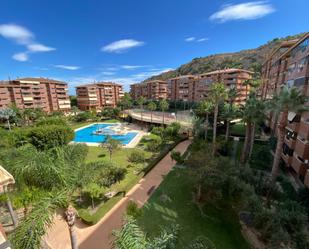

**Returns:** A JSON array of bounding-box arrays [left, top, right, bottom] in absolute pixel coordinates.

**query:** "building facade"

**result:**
[[129, 69, 252, 104], [76, 82, 124, 110], [0, 78, 71, 112], [130, 80, 168, 100], [262, 33, 309, 187]]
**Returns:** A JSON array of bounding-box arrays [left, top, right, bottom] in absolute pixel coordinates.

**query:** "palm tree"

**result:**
[[0, 108, 16, 130], [222, 104, 239, 142], [197, 100, 213, 140], [65, 205, 78, 249], [240, 94, 265, 163], [147, 101, 157, 123], [269, 86, 307, 183], [137, 96, 146, 121], [209, 82, 227, 154], [71, 106, 79, 116], [159, 99, 169, 125]]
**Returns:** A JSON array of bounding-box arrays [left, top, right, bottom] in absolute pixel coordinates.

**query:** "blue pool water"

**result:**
[[73, 124, 138, 145]]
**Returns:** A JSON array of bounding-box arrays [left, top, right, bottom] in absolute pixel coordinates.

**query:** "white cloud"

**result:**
[[121, 65, 148, 70], [185, 37, 196, 42], [101, 71, 115, 76], [54, 65, 80, 70], [0, 23, 56, 62], [101, 39, 145, 53], [27, 43, 56, 52], [12, 52, 28, 62], [210, 1, 275, 23], [0, 24, 33, 44], [197, 38, 209, 42]]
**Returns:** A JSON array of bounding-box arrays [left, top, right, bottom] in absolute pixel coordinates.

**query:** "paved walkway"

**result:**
[[44, 139, 191, 249]]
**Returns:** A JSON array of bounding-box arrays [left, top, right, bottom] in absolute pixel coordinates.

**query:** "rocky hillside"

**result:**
[[146, 33, 305, 81]]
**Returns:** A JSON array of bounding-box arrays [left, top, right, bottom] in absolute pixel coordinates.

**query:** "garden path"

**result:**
[[44, 139, 191, 249]]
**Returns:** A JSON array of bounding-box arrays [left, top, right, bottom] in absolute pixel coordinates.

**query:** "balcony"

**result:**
[[294, 139, 309, 159], [291, 154, 309, 175], [282, 152, 293, 165]]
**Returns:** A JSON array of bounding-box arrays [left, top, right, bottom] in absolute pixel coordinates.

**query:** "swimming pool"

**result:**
[[73, 123, 138, 145]]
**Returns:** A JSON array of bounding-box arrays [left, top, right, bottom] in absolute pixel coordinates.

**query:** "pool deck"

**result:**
[[71, 122, 148, 148]]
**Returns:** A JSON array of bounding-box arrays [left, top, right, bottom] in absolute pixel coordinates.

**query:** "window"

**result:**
[[297, 56, 309, 72], [283, 143, 294, 156], [287, 63, 296, 75]]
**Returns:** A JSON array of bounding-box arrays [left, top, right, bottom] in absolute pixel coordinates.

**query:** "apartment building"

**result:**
[[130, 80, 168, 100], [262, 33, 309, 187], [198, 69, 253, 105], [76, 82, 124, 111], [168, 75, 196, 102], [0, 77, 71, 112]]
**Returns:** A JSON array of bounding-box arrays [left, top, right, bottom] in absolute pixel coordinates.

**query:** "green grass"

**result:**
[[230, 122, 246, 136], [138, 168, 250, 249]]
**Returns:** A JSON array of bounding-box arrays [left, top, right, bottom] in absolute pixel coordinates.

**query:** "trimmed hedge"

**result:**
[[143, 136, 188, 176]]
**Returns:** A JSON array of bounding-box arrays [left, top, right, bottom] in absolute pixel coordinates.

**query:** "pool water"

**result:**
[[73, 124, 138, 145]]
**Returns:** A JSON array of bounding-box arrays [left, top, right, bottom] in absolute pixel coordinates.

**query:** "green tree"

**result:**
[[118, 93, 133, 110], [83, 182, 102, 209], [71, 106, 79, 116], [0, 107, 16, 130], [197, 100, 213, 140], [137, 96, 146, 121], [269, 86, 307, 183], [240, 94, 265, 163], [221, 103, 239, 142], [100, 135, 121, 160], [209, 82, 227, 154], [147, 101, 157, 123], [159, 99, 169, 125]]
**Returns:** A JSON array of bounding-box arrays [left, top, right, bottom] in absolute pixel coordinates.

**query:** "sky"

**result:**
[[0, 0, 308, 95]]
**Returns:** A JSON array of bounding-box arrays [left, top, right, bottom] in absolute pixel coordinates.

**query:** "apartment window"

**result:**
[[297, 134, 307, 143], [291, 38, 309, 57], [282, 143, 293, 156], [286, 130, 297, 140], [297, 56, 309, 72], [294, 77, 308, 87], [287, 63, 296, 75]]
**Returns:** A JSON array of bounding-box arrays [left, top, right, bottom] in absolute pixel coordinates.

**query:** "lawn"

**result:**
[[138, 167, 250, 249]]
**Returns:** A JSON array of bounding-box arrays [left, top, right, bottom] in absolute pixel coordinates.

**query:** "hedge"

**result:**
[[142, 136, 188, 176]]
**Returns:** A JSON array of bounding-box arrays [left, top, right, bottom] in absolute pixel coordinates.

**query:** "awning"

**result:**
[[288, 112, 297, 122], [0, 166, 15, 194]]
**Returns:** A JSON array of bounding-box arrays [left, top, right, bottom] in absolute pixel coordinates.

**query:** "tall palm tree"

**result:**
[[269, 86, 307, 183], [137, 96, 146, 122], [222, 103, 239, 142], [159, 99, 169, 125], [240, 94, 265, 163], [147, 101, 157, 123], [197, 100, 213, 140], [209, 82, 227, 154], [0, 108, 16, 130]]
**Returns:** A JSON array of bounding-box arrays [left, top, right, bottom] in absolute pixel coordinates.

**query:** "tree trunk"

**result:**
[[7, 119, 11, 131], [197, 183, 202, 201], [225, 120, 230, 142], [240, 122, 252, 163], [204, 113, 209, 140], [151, 111, 153, 123], [162, 112, 165, 125], [248, 123, 256, 159], [212, 104, 218, 155], [271, 111, 279, 137], [5, 191, 18, 227], [91, 197, 94, 209], [69, 226, 78, 249], [271, 111, 288, 183], [140, 105, 143, 121]]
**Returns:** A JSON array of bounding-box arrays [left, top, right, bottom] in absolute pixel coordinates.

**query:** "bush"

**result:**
[[249, 144, 272, 170], [29, 125, 74, 150], [126, 201, 143, 218], [171, 150, 184, 164], [36, 117, 67, 126], [151, 126, 165, 137], [146, 136, 162, 152], [8, 128, 31, 147], [75, 111, 94, 122], [128, 150, 146, 164]]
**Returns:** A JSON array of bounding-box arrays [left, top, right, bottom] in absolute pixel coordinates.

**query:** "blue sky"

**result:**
[[0, 0, 308, 95]]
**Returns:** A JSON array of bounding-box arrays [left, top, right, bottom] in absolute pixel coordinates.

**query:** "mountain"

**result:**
[[146, 33, 306, 81]]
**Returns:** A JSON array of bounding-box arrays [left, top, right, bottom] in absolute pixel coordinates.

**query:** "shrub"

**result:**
[[29, 125, 74, 150], [171, 150, 184, 164], [128, 150, 146, 164], [145, 135, 162, 152], [35, 117, 67, 126], [126, 201, 143, 218], [151, 126, 165, 137], [249, 144, 272, 170], [75, 111, 94, 122], [8, 128, 31, 147]]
